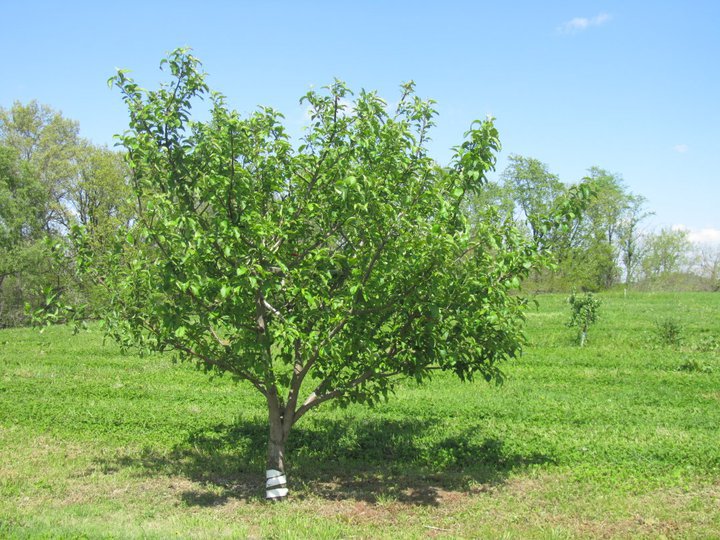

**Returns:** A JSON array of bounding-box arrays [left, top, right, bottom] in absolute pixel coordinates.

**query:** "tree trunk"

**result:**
[[266, 397, 289, 501]]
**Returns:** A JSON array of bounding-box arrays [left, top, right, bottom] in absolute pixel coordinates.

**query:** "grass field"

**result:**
[[1, 291, 719, 538]]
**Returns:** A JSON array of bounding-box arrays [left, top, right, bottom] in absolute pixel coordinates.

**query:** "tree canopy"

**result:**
[[65, 49, 590, 499]]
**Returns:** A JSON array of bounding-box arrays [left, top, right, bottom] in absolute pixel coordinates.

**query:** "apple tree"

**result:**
[[74, 49, 583, 499]]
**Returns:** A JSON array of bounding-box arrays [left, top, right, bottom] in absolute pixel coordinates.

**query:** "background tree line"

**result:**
[[0, 101, 131, 327], [468, 154, 719, 293], [0, 103, 717, 328]]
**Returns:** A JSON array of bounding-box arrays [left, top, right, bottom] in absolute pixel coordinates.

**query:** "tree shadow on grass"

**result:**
[[96, 416, 553, 507]]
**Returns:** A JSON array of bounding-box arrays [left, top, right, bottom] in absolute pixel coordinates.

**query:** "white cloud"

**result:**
[[559, 13, 611, 34], [673, 144, 689, 153], [673, 225, 720, 246], [689, 228, 720, 246]]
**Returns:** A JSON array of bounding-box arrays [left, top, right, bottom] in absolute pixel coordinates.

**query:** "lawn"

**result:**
[[1, 291, 719, 538]]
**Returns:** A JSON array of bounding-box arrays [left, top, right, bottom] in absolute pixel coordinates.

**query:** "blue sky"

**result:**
[[3, 1, 719, 242]]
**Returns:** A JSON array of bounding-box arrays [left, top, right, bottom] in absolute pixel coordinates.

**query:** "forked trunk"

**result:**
[[266, 398, 289, 501]]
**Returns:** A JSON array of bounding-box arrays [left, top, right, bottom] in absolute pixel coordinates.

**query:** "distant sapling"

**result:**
[[567, 291, 600, 347]]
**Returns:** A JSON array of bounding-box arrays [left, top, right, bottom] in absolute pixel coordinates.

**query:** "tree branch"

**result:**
[[292, 368, 401, 425]]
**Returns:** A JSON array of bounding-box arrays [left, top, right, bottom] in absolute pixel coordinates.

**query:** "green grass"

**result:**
[[1, 291, 719, 538]]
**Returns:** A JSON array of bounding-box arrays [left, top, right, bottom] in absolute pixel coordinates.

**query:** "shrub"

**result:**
[[654, 318, 682, 347], [567, 291, 601, 347]]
